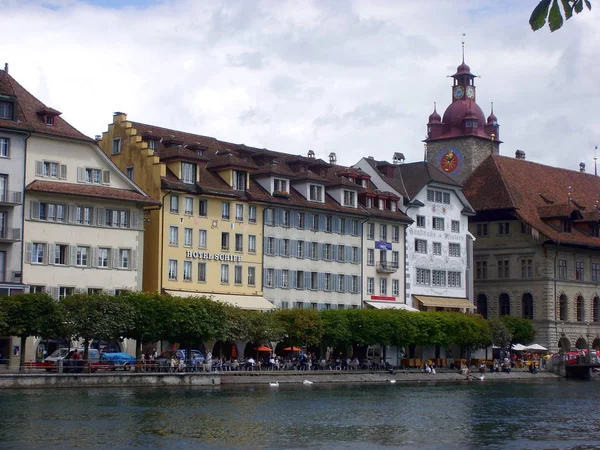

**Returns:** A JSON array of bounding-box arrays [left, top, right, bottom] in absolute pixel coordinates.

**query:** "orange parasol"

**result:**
[[255, 345, 272, 352]]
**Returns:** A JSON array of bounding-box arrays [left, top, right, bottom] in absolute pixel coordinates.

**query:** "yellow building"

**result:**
[[98, 113, 272, 310]]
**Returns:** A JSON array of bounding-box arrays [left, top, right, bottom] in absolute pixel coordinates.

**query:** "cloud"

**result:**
[[314, 103, 408, 129]]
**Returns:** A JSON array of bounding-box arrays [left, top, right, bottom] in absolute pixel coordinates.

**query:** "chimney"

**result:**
[[307, 150, 315, 159], [329, 152, 336, 164], [94, 135, 101, 141], [393, 152, 405, 165], [580, 162, 586, 173], [3, 63, 7, 73], [367, 156, 374, 160], [515, 150, 526, 160]]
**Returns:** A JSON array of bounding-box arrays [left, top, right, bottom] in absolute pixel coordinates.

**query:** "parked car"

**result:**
[[44, 348, 100, 373], [96, 352, 137, 371], [157, 350, 205, 370]]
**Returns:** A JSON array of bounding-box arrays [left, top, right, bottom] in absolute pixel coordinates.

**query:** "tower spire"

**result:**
[[461, 33, 466, 63], [595, 145, 598, 176]]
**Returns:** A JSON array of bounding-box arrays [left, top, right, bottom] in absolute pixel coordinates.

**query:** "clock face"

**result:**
[[453, 86, 464, 99], [466, 86, 475, 99], [436, 147, 463, 175]]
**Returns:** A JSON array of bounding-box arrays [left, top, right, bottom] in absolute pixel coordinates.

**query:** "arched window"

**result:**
[[576, 337, 588, 349], [593, 297, 600, 323], [499, 293, 510, 316], [477, 294, 488, 319], [559, 294, 568, 321], [576, 295, 584, 322], [522, 293, 534, 320]]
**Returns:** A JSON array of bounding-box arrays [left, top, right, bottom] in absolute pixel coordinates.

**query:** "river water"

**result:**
[[1, 379, 599, 449]]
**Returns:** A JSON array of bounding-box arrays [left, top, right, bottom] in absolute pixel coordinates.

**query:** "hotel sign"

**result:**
[[375, 241, 392, 250], [185, 251, 242, 262]]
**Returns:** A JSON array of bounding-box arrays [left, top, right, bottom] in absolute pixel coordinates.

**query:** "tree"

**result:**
[[275, 309, 323, 348], [500, 316, 536, 345], [530, 0, 592, 32], [489, 318, 513, 351], [321, 310, 352, 348], [0, 293, 62, 371], [449, 313, 492, 359]]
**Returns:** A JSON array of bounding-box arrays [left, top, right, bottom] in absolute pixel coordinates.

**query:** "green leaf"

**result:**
[[574, 0, 584, 13], [530, 0, 552, 30], [549, 0, 565, 31], [561, 0, 573, 19]]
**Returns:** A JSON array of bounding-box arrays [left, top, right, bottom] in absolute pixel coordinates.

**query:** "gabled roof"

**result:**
[[464, 154, 600, 248], [0, 69, 92, 141]]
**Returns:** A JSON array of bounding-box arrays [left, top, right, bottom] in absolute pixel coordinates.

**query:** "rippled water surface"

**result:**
[[1, 380, 599, 449]]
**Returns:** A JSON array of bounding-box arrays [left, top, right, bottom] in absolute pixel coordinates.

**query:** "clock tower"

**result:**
[[425, 58, 500, 184]]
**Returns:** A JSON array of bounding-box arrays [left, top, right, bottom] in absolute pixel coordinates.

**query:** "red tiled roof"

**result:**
[[158, 147, 208, 162], [0, 70, 92, 141], [464, 155, 600, 248], [26, 180, 159, 205]]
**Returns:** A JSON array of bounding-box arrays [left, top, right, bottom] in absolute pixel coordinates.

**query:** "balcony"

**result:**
[[0, 190, 22, 206], [0, 227, 21, 243], [376, 261, 399, 273]]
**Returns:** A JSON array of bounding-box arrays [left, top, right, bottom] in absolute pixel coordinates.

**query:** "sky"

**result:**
[[1, 0, 599, 170]]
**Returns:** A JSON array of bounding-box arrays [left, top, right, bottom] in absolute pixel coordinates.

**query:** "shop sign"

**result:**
[[375, 241, 392, 250], [185, 251, 242, 262]]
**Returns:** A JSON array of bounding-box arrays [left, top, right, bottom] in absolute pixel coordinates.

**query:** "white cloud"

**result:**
[[1, 0, 599, 170]]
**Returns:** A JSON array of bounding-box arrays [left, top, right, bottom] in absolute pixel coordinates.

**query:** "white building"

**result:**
[[354, 156, 475, 311]]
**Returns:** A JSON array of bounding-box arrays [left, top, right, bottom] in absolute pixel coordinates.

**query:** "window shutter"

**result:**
[[60, 164, 67, 179], [130, 211, 139, 229], [290, 239, 296, 257], [278, 238, 284, 256], [77, 167, 85, 183], [35, 161, 43, 177], [50, 287, 59, 300], [30, 201, 40, 220], [131, 250, 138, 270], [333, 217, 340, 233], [96, 208, 105, 226], [345, 275, 351, 293], [47, 244, 55, 265], [305, 213, 312, 229], [318, 243, 324, 260], [290, 211, 297, 228], [112, 248, 119, 268], [25, 242, 32, 264], [69, 205, 77, 223], [318, 272, 325, 290], [275, 209, 282, 226], [332, 244, 338, 261], [304, 271, 311, 289], [70, 245, 77, 266], [275, 269, 281, 288], [290, 270, 297, 289], [91, 247, 98, 267], [345, 246, 352, 263], [102, 170, 110, 185], [318, 215, 325, 231], [263, 237, 268, 254], [263, 268, 269, 286]]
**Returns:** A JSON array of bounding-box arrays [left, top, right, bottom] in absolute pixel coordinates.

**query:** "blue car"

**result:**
[[99, 352, 137, 371]]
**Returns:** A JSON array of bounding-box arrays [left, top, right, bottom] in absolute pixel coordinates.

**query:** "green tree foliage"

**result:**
[[321, 310, 352, 348], [0, 293, 61, 371], [489, 318, 513, 350], [449, 313, 493, 354], [530, 0, 591, 32], [164, 295, 227, 347], [500, 316, 536, 345], [245, 311, 285, 344], [275, 309, 323, 347]]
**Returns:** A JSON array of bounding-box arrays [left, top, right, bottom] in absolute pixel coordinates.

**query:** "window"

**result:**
[[427, 189, 450, 204], [37, 202, 66, 222], [562, 220, 572, 233], [367, 197, 373, 208], [558, 259, 567, 279], [433, 242, 441, 255], [0, 137, 9, 159], [265, 268, 274, 287], [53, 244, 68, 265], [378, 199, 384, 210], [432, 270, 445, 286], [221, 232, 230, 251], [311, 214, 319, 231], [41, 161, 59, 178], [324, 273, 332, 291], [392, 279, 399, 296], [84, 168, 102, 184], [125, 166, 134, 180], [310, 272, 318, 290], [379, 278, 387, 295], [367, 277, 374, 295], [58, 287, 73, 301], [416, 216, 425, 228], [498, 259, 510, 279], [451, 220, 460, 233], [274, 178, 288, 193], [266, 210, 275, 226], [183, 261, 192, 281], [379, 224, 387, 241], [367, 223, 375, 240], [119, 249, 130, 269], [449, 243, 460, 257], [592, 263, 600, 282], [325, 216, 332, 232], [351, 220, 359, 235], [476, 261, 487, 280], [233, 170, 247, 191], [198, 200, 208, 217], [323, 243, 332, 260], [248, 235, 256, 254], [97, 248, 110, 268], [249, 206, 257, 224], [266, 237, 275, 255], [169, 195, 179, 214], [521, 259, 533, 278], [248, 267, 256, 286], [76, 246, 89, 267], [281, 269, 289, 288], [337, 245, 345, 262], [221, 202, 230, 220], [169, 226, 179, 246], [147, 139, 155, 150], [296, 241, 304, 258], [367, 249, 374, 266], [0, 101, 14, 120], [392, 226, 400, 243], [309, 184, 323, 202], [499, 222, 510, 235], [476, 223, 488, 237], [234, 265, 243, 285], [415, 239, 427, 253], [334, 274, 343, 292], [111, 138, 121, 155], [184, 197, 194, 215], [75, 206, 92, 225], [184, 228, 193, 248], [448, 271, 461, 287], [233, 204, 244, 222], [181, 162, 196, 184], [198, 230, 207, 249], [343, 190, 356, 207], [235, 234, 243, 252], [168, 260, 177, 280], [576, 260, 584, 281], [352, 247, 359, 264], [416, 268, 430, 285], [521, 222, 532, 234], [432, 217, 444, 231], [310, 242, 318, 260], [198, 262, 206, 282], [296, 270, 304, 289], [282, 210, 290, 227], [340, 218, 346, 234], [392, 251, 399, 268], [297, 212, 305, 229], [220, 264, 229, 283]]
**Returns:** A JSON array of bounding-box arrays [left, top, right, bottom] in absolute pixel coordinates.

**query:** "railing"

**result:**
[[0, 190, 22, 205], [0, 227, 21, 241], [376, 261, 399, 273]]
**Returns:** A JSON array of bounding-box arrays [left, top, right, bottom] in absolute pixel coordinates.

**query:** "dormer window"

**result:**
[[562, 220, 572, 233], [233, 170, 247, 191], [348, 177, 354, 183], [148, 140, 155, 150], [45, 115, 55, 126], [366, 197, 373, 208], [391, 201, 397, 212], [465, 119, 477, 128], [309, 184, 324, 202], [274, 178, 288, 194], [342, 190, 356, 208], [0, 101, 14, 120], [181, 162, 196, 184], [378, 199, 384, 210]]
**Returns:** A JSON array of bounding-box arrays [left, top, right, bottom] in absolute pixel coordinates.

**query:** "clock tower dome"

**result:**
[[425, 58, 500, 184]]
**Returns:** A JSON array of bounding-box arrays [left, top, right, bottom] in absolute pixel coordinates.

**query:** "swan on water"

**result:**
[[269, 382, 279, 387]]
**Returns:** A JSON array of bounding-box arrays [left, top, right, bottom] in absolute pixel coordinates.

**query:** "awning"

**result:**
[[164, 290, 275, 311], [365, 301, 419, 312], [413, 295, 474, 309]]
